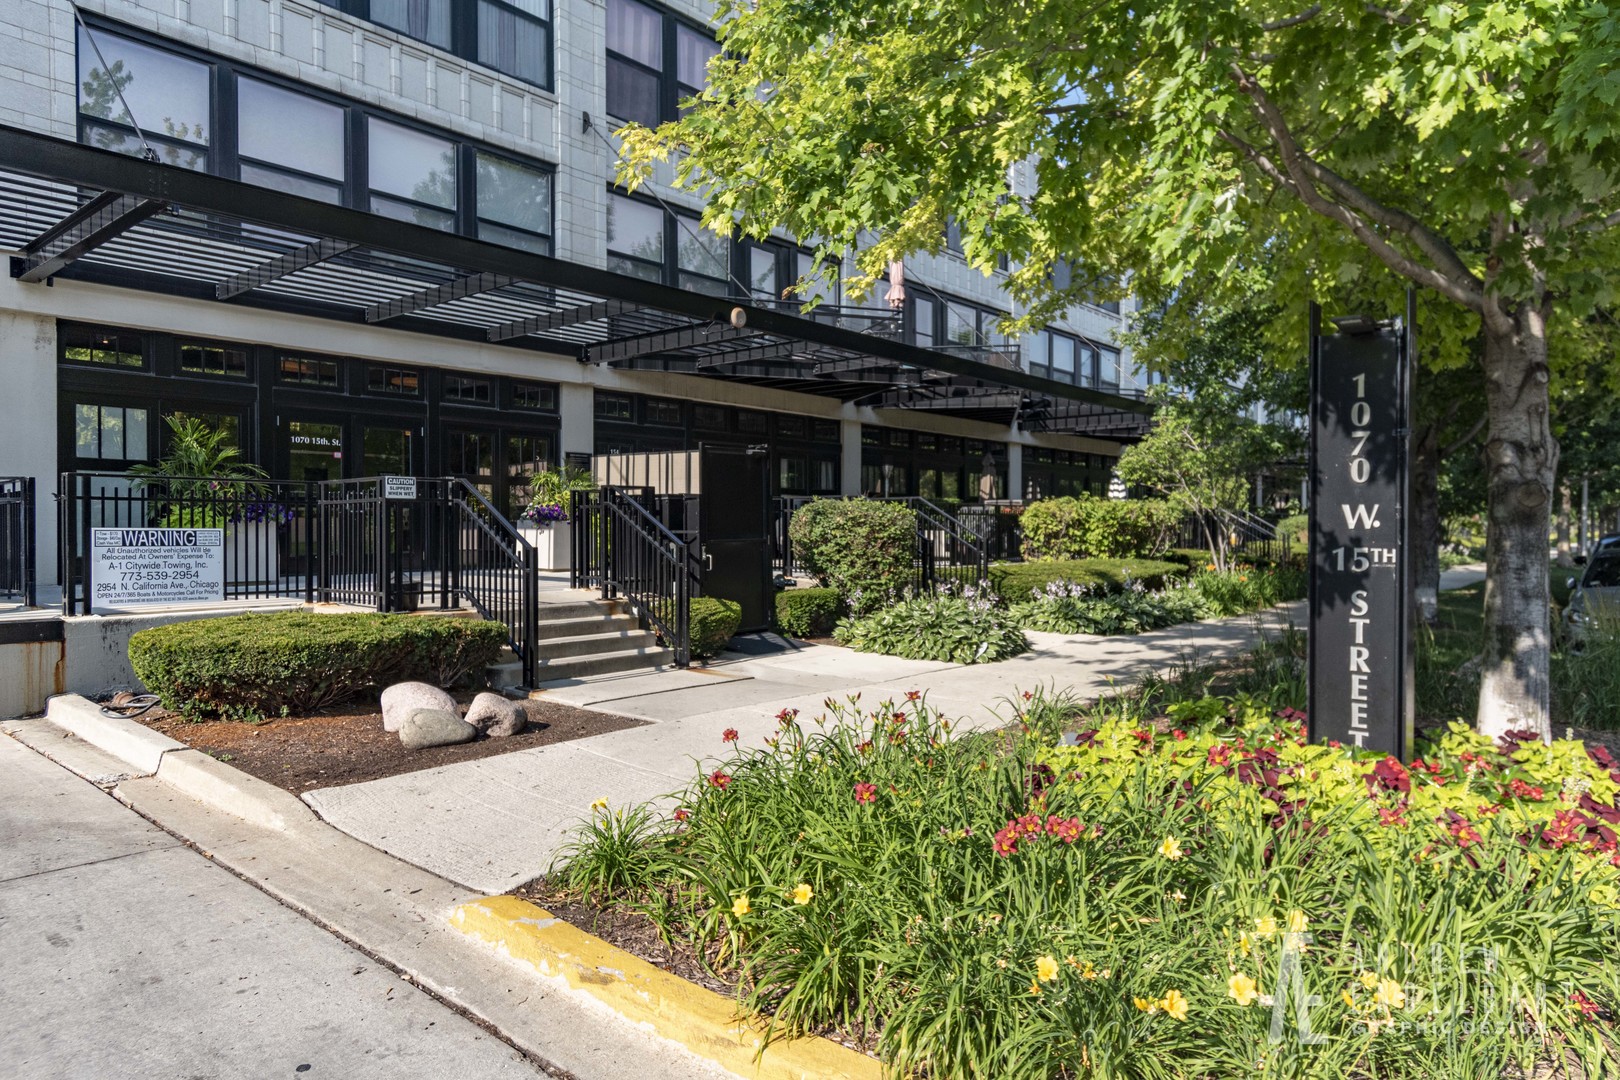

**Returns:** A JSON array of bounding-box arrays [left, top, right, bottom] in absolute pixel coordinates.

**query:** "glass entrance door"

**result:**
[[283, 417, 346, 483]]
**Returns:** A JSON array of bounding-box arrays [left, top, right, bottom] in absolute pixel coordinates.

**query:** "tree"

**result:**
[[620, 0, 1620, 739], [1115, 400, 1297, 573]]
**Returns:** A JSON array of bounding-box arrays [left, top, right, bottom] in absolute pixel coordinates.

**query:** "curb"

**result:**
[[451, 895, 882, 1080], [42, 694, 316, 832]]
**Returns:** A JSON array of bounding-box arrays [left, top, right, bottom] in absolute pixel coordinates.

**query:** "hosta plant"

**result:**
[[835, 584, 1029, 664]]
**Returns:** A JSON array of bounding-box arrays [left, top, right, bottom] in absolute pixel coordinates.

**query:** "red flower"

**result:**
[[674, 808, 691, 822], [1172, 729, 1188, 741], [904, 690, 921, 702], [855, 740, 873, 754], [1328, 740, 1343, 749], [1571, 991, 1601, 1020], [1131, 728, 1153, 744], [1378, 807, 1408, 827], [1366, 756, 1411, 795], [708, 770, 732, 790], [992, 825, 1019, 857], [1448, 818, 1482, 849], [890, 711, 907, 726], [1544, 810, 1583, 849], [721, 728, 739, 743], [1021, 691, 1033, 701], [1048, 816, 1083, 843], [1509, 778, 1545, 801], [775, 708, 798, 727], [853, 782, 877, 804], [1207, 744, 1232, 767]]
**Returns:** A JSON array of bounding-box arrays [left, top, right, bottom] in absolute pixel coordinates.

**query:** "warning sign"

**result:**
[[91, 528, 225, 610]]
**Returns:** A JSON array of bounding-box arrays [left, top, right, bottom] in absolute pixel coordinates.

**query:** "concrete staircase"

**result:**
[[485, 597, 674, 688]]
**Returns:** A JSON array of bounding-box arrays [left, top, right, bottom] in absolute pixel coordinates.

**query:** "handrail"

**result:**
[[446, 477, 538, 685], [885, 495, 991, 582], [575, 487, 697, 667], [0, 476, 35, 607]]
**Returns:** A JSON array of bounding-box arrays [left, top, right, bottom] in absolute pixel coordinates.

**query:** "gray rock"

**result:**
[[465, 692, 526, 738], [381, 682, 456, 733], [399, 708, 478, 750]]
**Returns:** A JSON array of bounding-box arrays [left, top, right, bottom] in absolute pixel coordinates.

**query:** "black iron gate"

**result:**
[[0, 476, 35, 606]]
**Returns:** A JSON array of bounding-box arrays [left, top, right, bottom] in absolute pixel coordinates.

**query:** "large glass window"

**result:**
[[74, 404, 149, 461], [77, 26, 211, 170], [238, 79, 345, 202], [476, 152, 553, 253], [368, 118, 457, 230], [911, 296, 937, 348], [1051, 335, 1076, 380], [607, 194, 666, 280], [677, 213, 729, 294], [180, 343, 250, 378], [476, 0, 551, 87], [607, 0, 715, 127], [62, 326, 144, 369]]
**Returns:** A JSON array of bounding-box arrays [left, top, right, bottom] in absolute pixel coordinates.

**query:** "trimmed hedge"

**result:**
[[987, 558, 1186, 603], [1018, 496, 1180, 560], [774, 587, 843, 638], [690, 596, 742, 659], [788, 499, 916, 614], [128, 612, 508, 720]]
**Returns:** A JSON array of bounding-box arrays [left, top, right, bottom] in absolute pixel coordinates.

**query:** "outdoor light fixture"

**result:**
[[1330, 314, 1386, 335], [729, 307, 748, 329]]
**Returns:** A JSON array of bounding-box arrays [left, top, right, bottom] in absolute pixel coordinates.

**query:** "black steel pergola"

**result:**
[[0, 126, 1150, 437]]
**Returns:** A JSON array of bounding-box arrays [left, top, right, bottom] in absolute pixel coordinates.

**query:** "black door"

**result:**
[[699, 446, 771, 631]]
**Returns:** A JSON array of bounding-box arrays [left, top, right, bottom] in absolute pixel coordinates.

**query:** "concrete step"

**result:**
[[533, 598, 630, 622], [536, 628, 658, 660], [534, 646, 675, 682], [535, 612, 640, 640]]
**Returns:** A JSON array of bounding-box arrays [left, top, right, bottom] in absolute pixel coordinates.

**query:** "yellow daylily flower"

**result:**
[[1373, 979, 1406, 1010], [589, 797, 609, 812], [1238, 931, 1253, 957], [731, 894, 751, 917], [1254, 915, 1278, 938], [1158, 836, 1184, 860], [1359, 971, 1379, 990], [1161, 988, 1190, 1022], [1133, 996, 1160, 1014], [1286, 910, 1309, 934], [1036, 954, 1060, 983], [1228, 973, 1259, 1007], [791, 882, 814, 905]]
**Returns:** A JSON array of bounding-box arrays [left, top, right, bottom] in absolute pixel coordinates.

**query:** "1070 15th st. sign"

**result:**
[[1307, 297, 1415, 759]]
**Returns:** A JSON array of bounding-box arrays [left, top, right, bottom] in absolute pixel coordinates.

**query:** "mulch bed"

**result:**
[[130, 691, 646, 794]]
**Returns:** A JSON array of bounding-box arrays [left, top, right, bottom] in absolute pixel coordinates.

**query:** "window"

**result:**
[[693, 404, 728, 430], [179, 343, 250, 378], [746, 244, 783, 301], [238, 79, 344, 202], [946, 300, 982, 346], [645, 398, 684, 426], [447, 430, 493, 475], [1099, 347, 1122, 387], [779, 456, 806, 492], [814, 460, 837, 493], [1025, 330, 1050, 378], [165, 411, 242, 452], [607, 194, 666, 281], [74, 404, 149, 461], [476, 0, 552, 87], [944, 216, 964, 255], [595, 393, 634, 421], [476, 152, 553, 253], [445, 375, 493, 403], [62, 326, 144, 368], [775, 415, 807, 440], [606, 0, 716, 127], [366, 365, 420, 395], [511, 381, 558, 412], [676, 212, 729, 295], [736, 410, 768, 436], [910, 296, 937, 348], [367, 118, 457, 231], [76, 26, 210, 171], [279, 356, 341, 387], [369, 0, 453, 49], [812, 420, 841, 443], [793, 252, 840, 306], [1051, 335, 1076, 381]]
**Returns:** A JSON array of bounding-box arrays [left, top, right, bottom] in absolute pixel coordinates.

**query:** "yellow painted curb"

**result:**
[[451, 895, 882, 1080]]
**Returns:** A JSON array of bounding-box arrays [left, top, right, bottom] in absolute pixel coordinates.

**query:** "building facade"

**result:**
[[0, 0, 1152, 584]]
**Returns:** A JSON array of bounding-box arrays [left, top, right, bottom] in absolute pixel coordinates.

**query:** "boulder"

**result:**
[[399, 708, 478, 751], [465, 692, 526, 738], [381, 682, 456, 733]]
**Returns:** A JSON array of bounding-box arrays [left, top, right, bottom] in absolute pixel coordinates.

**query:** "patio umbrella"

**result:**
[[885, 259, 906, 309]]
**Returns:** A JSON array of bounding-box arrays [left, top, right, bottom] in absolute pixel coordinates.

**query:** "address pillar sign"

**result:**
[[1307, 296, 1416, 759]]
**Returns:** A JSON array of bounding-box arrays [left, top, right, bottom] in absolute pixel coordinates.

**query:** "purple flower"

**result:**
[[522, 502, 569, 526]]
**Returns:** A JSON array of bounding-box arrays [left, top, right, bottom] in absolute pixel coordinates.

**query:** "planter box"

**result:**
[[224, 521, 280, 585], [520, 521, 572, 572]]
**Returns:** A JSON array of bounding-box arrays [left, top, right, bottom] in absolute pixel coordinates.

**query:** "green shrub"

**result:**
[[1189, 566, 1308, 616], [689, 596, 742, 659], [988, 557, 1184, 603], [1557, 613, 1620, 730], [557, 689, 1620, 1080], [1011, 579, 1209, 635], [1276, 512, 1310, 545], [128, 612, 508, 720], [774, 587, 843, 638], [834, 588, 1028, 664], [788, 499, 916, 614], [1018, 495, 1180, 560]]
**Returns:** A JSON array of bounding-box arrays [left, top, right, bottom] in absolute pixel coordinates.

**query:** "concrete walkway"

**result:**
[[305, 565, 1489, 894]]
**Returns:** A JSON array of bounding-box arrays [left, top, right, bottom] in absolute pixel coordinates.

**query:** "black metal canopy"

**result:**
[[0, 126, 1151, 435]]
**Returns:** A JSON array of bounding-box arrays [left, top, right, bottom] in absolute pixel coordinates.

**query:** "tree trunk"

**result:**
[[1554, 485, 1573, 568], [1476, 305, 1558, 742], [1412, 424, 1442, 625]]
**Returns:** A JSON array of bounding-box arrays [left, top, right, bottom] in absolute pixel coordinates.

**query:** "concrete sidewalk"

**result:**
[[305, 565, 1489, 894]]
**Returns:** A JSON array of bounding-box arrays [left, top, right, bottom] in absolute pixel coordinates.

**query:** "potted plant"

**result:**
[[129, 417, 287, 585], [519, 465, 593, 571]]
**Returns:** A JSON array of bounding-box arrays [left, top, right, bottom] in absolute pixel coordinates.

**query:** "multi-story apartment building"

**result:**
[[0, 0, 1152, 584]]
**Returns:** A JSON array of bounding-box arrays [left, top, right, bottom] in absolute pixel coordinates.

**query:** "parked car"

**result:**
[[1564, 549, 1620, 647]]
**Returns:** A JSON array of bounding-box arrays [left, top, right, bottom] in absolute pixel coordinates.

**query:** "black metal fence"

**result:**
[[58, 471, 540, 683], [0, 476, 36, 606], [773, 494, 992, 595], [1178, 509, 1295, 565], [572, 487, 698, 666]]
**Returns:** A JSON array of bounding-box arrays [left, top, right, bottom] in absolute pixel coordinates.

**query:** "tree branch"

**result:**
[[1225, 65, 1487, 315], [1443, 414, 1488, 458], [1261, 6, 1322, 30]]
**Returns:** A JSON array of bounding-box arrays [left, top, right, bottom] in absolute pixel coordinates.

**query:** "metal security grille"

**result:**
[[0, 477, 35, 606]]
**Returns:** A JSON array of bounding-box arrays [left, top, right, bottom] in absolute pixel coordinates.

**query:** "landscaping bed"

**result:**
[[132, 692, 646, 793]]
